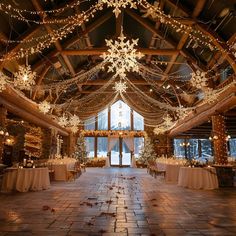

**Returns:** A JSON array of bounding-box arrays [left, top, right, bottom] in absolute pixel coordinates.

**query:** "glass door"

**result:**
[[122, 141, 131, 166], [110, 139, 120, 165]]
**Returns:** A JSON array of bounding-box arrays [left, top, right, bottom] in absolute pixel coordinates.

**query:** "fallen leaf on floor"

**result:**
[[42, 205, 50, 211], [51, 208, 55, 213], [105, 200, 113, 204], [98, 229, 107, 234], [99, 212, 116, 217]]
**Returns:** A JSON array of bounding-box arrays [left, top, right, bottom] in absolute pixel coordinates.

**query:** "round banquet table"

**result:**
[[178, 167, 219, 190], [1, 167, 50, 193]]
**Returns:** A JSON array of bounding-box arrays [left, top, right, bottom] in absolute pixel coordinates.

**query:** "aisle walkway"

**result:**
[[0, 168, 236, 236]]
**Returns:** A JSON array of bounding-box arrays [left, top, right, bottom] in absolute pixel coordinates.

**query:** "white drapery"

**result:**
[[106, 137, 119, 167], [123, 137, 136, 168]]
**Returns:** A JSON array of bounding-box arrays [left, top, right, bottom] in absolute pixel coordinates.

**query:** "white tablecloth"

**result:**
[[156, 162, 182, 183], [51, 162, 76, 181], [178, 167, 219, 190], [1, 167, 50, 193]]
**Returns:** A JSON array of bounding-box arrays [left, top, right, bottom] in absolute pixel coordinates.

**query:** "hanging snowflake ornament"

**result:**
[[14, 65, 36, 90], [58, 114, 69, 127], [101, 30, 144, 79], [190, 70, 208, 89], [0, 71, 8, 92], [153, 114, 175, 135], [38, 101, 51, 114], [70, 126, 79, 134], [69, 114, 80, 127], [175, 106, 191, 120], [100, 0, 138, 18], [203, 88, 218, 104], [142, 1, 161, 19], [113, 80, 128, 93]]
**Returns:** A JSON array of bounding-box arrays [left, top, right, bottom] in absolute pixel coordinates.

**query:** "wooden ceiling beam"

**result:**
[[164, 0, 207, 75], [62, 48, 180, 56], [31, 0, 76, 76], [165, 0, 236, 73], [125, 8, 207, 71]]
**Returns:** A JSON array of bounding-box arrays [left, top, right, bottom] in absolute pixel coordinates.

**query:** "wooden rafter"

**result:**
[[164, 0, 207, 75], [61, 48, 180, 56], [165, 0, 236, 73], [125, 8, 207, 71], [31, 0, 75, 76]]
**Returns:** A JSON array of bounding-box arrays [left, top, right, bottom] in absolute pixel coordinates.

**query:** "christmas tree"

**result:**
[[138, 137, 156, 164], [75, 133, 87, 163]]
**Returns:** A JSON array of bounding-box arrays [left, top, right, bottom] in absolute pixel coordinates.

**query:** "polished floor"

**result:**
[[0, 168, 236, 236]]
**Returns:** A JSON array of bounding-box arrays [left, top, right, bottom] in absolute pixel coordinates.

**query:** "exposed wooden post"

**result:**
[[0, 106, 7, 162], [212, 114, 228, 165]]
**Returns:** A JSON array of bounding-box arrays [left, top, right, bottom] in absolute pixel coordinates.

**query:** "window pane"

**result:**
[[200, 139, 212, 159], [85, 137, 95, 158], [189, 139, 199, 159], [97, 137, 108, 157], [84, 117, 95, 130], [133, 111, 144, 130], [229, 138, 236, 157], [98, 108, 108, 130], [174, 139, 185, 158], [134, 137, 144, 158], [111, 100, 131, 130]]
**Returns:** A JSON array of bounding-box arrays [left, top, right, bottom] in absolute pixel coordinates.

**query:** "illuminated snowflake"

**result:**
[[58, 114, 69, 127], [175, 106, 191, 120], [14, 65, 36, 90], [0, 71, 7, 92], [70, 126, 79, 134], [101, 30, 144, 79], [69, 114, 80, 127], [113, 80, 128, 93], [153, 114, 175, 135], [142, 1, 161, 19], [38, 101, 51, 114], [100, 0, 138, 18], [190, 70, 208, 89], [203, 88, 218, 104]]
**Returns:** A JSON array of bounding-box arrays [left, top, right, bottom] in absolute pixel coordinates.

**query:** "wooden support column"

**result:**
[[0, 106, 7, 162], [67, 133, 76, 157], [167, 137, 174, 157], [212, 114, 228, 165]]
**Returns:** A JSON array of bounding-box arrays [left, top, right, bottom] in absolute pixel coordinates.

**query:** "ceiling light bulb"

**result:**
[[23, 74, 28, 81]]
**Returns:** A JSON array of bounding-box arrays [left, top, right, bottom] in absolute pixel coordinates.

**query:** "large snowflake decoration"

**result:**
[[203, 88, 218, 104], [70, 126, 79, 134], [14, 65, 36, 90], [69, 114, 80, 127], [142, 1, 161, 19], [0, 71, 8, 92], [190, 70, 208, 89], [101, 30, 144, 79], [100, 0, 138, 18], [58, 114, 69, 127], [38, 101, 51, 114], [153, 114, 175, 135], [113, 80, 128, 93]]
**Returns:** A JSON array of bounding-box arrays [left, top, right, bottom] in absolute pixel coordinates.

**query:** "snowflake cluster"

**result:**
[[38, 101, 51, 114], [14, 65, 36, 90], [142, 1, 161, 19], [100, 0, 138, 18], [203, 88, 218, 104], [113, 80, 128, 93], [153, 114, 175, 135], [175, 107, 191, 120], [0, 72, 8, 92], [101, 31, 144, 79], [190, 70, 208, 89], [58, 114, 80, 133]]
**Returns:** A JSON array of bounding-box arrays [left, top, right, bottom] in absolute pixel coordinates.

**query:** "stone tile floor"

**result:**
[[0, 168, 236, 236]]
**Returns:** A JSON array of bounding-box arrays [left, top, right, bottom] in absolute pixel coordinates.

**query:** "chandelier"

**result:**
[[14, 65, 36, 90], [0, 71, 7, 92], [38, 101, 51, 114], [101, 30, 144, 79], [101, 0, 138, 18], [113, 80, 128, 93]]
